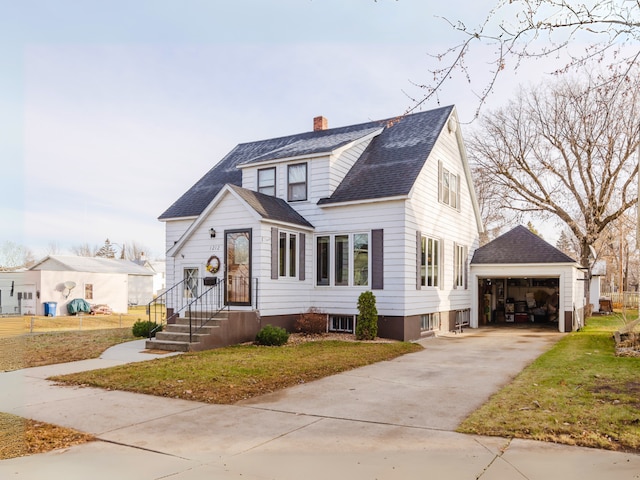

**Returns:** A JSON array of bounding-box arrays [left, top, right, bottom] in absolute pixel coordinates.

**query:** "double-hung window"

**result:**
[[439, 161, 460, 209], [316, 233, 370, 287], [288, 163, 307, 201], [454, 243, 467, 289], [420, 236, 440, 287], [279, 231, 297, 278], [258, 167, 276, 196]]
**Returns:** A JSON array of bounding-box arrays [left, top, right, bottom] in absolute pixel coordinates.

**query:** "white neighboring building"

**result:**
[[0, 270, 33, 315], [26, 255, 154, 315]]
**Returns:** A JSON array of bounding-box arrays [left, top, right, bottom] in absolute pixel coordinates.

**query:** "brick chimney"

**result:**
[[313, 116, 328, 131]]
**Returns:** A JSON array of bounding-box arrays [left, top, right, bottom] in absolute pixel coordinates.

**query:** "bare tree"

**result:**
[[471, 162, 514, 244], [45, 241, 62, 256], [595, 210, 639, 292], [0, 241, 34, 270], [468, 70, 640, 282], [70, 243, 99, 257], [412, 0, 640, 118], [123, 241, 150, 262]]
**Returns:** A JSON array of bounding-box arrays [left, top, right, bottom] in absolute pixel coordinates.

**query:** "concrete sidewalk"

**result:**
[[1, 329, 639, 479]]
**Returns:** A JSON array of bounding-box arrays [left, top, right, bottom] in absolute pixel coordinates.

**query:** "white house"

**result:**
[[158, 106, 484, 344], [26, 255, 154, 316], [0, 270, 33, 315]]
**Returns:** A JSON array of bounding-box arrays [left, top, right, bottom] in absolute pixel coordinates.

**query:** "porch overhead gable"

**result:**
[[167, 184, 314, 258]]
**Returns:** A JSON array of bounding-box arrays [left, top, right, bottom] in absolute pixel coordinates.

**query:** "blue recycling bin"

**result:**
[[44, 301, 57, 317]]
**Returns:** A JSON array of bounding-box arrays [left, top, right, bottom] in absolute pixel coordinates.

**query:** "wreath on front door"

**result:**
[[206, 255, 220, 274]]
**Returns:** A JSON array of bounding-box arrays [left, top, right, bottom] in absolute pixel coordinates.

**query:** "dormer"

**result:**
[[237, 117, 383, 204]]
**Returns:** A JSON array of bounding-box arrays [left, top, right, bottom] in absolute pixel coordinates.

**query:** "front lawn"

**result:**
[[51, 340, 423, 404], [0, 328, 137, 372], [458, 314, 640, 452]]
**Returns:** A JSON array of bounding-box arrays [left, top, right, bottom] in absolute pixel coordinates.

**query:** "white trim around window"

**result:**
[[419, 235, 440, 288], [438, 160, 461, 210], [315, 232, 370, 287], [258, 167, 276, 196], [287, 163, 307, 201], [454, 243, 468, 289], [278, 231, 298, 278]]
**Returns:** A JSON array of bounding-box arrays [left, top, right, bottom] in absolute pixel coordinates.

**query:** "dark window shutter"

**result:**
[[464, 246, 468, 289], [439, 240, 444, 290], [416, 230, 422, 290], [271, 227, 278, 280], [371, 229, 384, 289], [299, 233, 306, 281]]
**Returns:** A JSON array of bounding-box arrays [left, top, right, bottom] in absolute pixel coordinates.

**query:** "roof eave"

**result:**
[[237, 151, 329, 169], [318, 195, 408, 208]]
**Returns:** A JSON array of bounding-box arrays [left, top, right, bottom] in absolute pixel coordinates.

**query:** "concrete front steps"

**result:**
[[145, 312, 229, 352]]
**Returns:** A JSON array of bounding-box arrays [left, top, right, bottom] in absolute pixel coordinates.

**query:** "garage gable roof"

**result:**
[[471, 225, 577, 265]]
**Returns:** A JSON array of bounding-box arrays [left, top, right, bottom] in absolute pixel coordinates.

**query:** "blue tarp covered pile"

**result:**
[[67, 298, 91, 315]]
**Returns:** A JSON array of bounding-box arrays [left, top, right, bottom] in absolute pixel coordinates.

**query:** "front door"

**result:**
[[225, 229, 251, 305]]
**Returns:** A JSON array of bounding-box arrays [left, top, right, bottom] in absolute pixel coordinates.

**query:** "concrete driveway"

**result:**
[[1, 327, 639, 479]]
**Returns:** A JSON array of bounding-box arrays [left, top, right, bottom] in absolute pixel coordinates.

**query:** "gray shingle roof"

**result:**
[[319, 106, 453, 205], [243, 126, 383, 165], [159, 106, 454, 219], [228, 185, 313, 228], [30, 255, 154, 275], [471, 226, 577, 265]]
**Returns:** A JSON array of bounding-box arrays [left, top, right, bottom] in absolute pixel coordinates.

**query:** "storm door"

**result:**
[[184, 268, 199, 299], [225, 229, 252, 305]]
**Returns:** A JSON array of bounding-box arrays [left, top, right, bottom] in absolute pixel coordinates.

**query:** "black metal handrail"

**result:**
[[146, 278, 187, 338], [147, 275, 260, 341], [185, 279, 226, 342]]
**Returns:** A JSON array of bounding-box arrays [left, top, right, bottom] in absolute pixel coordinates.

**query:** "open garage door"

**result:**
[[479, 277, 560, 328]]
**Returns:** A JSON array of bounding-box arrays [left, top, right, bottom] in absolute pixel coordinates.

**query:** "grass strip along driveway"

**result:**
[[51, 340, 423, 404], [458, 315, 640, 453]]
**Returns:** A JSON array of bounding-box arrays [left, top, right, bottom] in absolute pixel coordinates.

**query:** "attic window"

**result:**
[[438, 161, 460, 210], [288, 163, 307, 201]]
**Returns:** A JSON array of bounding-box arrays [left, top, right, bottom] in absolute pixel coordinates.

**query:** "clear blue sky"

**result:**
[[1, 0, 559, 259]]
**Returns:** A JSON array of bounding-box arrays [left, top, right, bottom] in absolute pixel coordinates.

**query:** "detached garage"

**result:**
[[470, 226, 586, 333]]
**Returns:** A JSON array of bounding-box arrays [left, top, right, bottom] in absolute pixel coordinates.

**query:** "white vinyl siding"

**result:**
[[405, 118, 479, 318]]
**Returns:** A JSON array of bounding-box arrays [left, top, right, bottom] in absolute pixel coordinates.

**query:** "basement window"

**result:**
[[329, 315, 354, 333]]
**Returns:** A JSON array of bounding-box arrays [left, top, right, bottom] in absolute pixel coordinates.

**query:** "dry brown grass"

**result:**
[[53, 339, 423, 404], [0, 412, 94, 460], [0, 328, 137, 372]]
